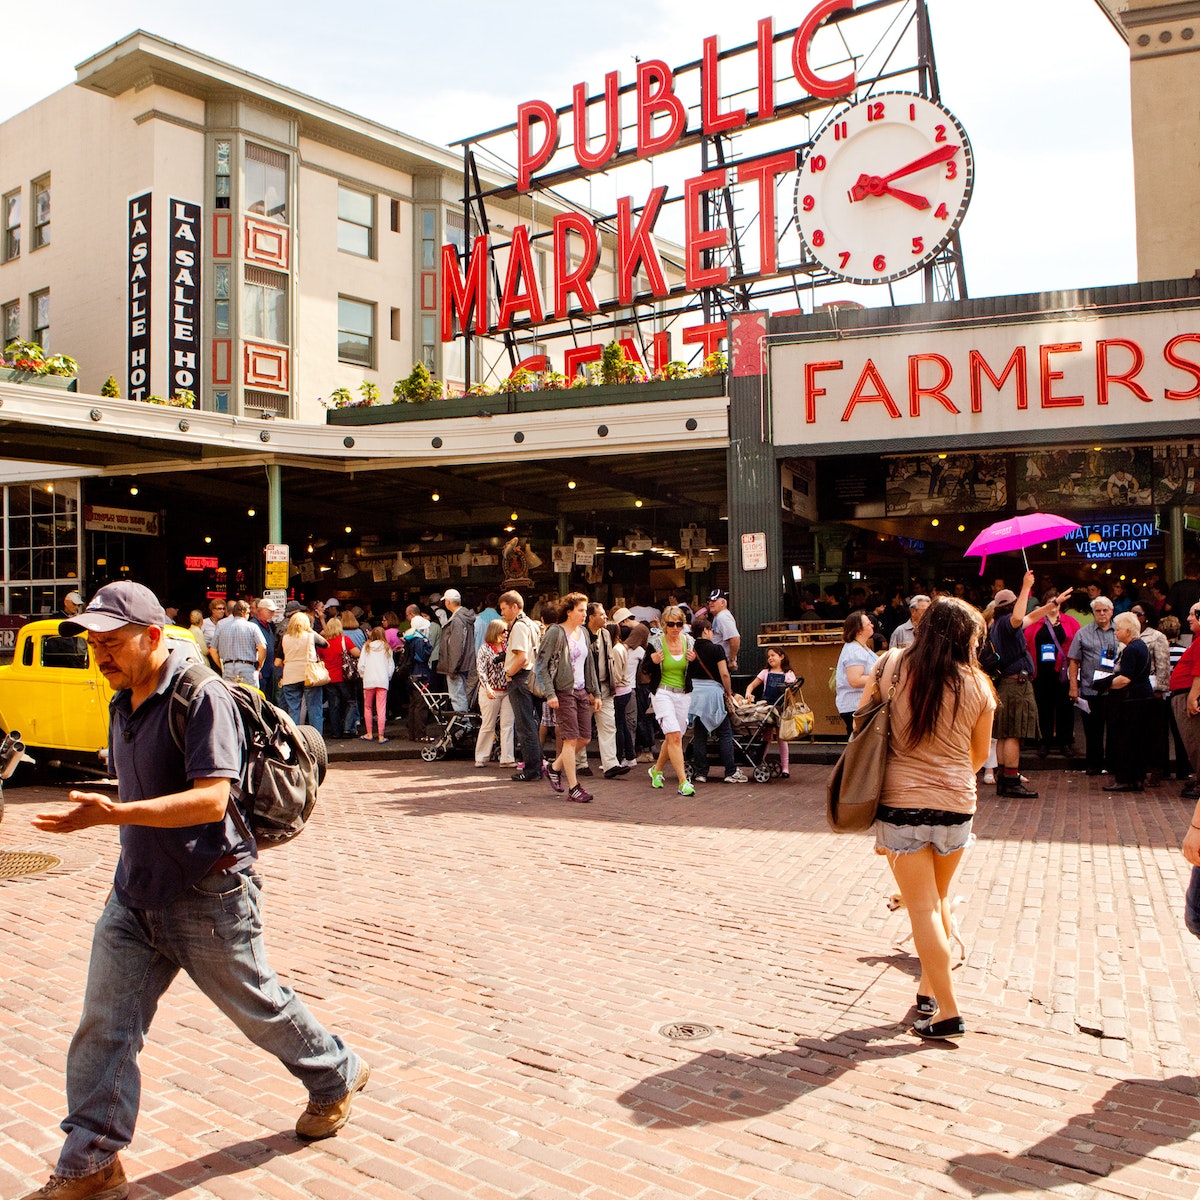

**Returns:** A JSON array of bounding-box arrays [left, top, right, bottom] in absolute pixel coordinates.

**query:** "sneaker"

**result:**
[[692, 775, 708, 785], [577, 766, 594, 777], [678, 781, 696, 796], [648, 766, 664, 788], [724, 770, 748, 784], [546, 766, 565, 793], [474, 761, 490, 768], [567, 784, 592, 803], [511, 770, 542, 782], [20, 1160, 128, 1200], [296, 1061, 371, 1140], [982, 771, 995, 785], [623, 759, 639, 769], [636, 752, 655, 763]]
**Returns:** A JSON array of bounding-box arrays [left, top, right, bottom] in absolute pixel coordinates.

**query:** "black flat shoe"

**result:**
[[916, 994, 938, 1017], [913, 1016, 965, 1041]]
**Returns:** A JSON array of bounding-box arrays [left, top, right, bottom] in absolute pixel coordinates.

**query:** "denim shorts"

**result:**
[[875, 814, 974, 856]]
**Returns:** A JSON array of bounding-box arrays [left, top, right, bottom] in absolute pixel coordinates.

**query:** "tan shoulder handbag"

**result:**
[[826, 651, 902, 833]]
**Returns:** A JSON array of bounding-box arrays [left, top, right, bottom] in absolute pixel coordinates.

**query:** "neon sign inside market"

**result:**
[[442, 0, 860, 345], [1065, 514, 1159, 560]]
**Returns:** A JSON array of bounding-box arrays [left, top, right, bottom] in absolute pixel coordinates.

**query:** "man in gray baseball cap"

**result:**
[[27, 581, 368, 1200]]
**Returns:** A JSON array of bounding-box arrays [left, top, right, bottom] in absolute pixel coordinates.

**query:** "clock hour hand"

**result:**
[[849, 174, 929, 210]]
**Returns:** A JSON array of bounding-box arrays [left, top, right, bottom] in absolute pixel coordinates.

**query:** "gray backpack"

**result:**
[[168, 665, 326, 847]]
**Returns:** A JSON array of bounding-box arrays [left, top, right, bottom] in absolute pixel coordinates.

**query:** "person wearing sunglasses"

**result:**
[[645, 606, 698, 795]]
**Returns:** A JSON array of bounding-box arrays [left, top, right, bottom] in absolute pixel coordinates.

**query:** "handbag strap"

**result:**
[[873, 649, 902, 703]]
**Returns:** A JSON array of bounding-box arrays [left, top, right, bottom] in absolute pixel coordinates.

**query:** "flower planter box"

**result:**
[[326, 375, 724, 425], [0, 370, 78, 391]]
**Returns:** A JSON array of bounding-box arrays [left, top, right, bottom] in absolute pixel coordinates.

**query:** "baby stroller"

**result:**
[[690, 678, 809, 783], [411, 681, 482, 761]]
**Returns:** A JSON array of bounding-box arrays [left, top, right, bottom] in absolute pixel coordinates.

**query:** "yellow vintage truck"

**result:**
[[0, 619, 205, 778]]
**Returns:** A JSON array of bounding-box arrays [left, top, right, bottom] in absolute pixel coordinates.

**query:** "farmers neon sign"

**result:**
[[442, 0, 859, 366]]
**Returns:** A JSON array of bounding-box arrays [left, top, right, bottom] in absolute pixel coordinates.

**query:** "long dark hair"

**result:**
[[900, 597, 987, 747]]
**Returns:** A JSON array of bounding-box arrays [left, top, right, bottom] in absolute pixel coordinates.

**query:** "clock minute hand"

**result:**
[[881, 142, 959, 184]]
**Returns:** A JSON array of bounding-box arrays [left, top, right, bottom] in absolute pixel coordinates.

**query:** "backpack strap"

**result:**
[[167, 664, 253, 843]]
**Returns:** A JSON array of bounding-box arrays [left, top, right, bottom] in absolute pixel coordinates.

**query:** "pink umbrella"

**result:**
[[964, 513, 1082, 575]]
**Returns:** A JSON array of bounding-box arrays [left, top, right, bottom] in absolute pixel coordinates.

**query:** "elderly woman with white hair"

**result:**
[[1103, 610, 1154, 792]]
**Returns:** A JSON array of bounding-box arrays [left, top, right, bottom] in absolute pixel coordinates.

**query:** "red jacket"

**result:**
[[1023, 612, 1080, 674]]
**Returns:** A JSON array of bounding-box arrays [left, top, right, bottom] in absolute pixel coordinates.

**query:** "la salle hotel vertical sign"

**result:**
[[169, 200, 201, 395], [127, 194, 151, 400]]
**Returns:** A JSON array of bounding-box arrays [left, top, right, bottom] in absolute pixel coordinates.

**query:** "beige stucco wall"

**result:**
[[295, 139, 416, 423], [1121, 3, 1200, 280], [0, 83, 206, 396]]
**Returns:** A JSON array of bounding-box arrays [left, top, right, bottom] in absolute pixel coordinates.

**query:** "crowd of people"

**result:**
[[834, 561, 1200, 803], [167, 584, 752, 800]]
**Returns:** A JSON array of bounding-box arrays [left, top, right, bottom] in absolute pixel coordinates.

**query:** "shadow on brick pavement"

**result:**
[[3, 760, 1200, 1199]]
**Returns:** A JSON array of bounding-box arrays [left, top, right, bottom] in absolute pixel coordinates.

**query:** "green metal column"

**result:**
[[726, 313, 779, 677], [1171, 504, 1184, 585], [266, 464, 282, 546]]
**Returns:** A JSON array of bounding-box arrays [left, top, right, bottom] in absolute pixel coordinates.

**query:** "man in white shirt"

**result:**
[[707, 589, 741, 671], [889, 594, 931, 649]]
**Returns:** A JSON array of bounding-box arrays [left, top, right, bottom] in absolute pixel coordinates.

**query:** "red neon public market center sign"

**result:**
[[441, 0, 858, 368]]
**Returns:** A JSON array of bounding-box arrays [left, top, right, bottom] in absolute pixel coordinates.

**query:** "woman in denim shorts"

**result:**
[[858, 597, 996, 1041]]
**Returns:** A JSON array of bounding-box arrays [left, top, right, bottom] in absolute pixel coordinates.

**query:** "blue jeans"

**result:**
[[507, 670, 542, 773], [1186, 868, 1200, 938], [58, 872, 359, 1177], [690, 715, 736, 777], [281, 682, 324, 736], [446, 673, 469, 714]]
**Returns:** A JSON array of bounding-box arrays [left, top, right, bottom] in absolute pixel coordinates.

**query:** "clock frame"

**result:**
[[794, 91, 974, 286]]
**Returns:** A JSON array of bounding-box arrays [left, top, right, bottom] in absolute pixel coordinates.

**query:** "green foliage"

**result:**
[[1, 340, 77, 376], [100, 375, 121, 398], [329, 387, 354, 408], [397, 362, 442, 402], [502, 367, 535, 394], [600, 341, 625, 386], [700, 350, 728, 376], [359, 381, 380, 405]]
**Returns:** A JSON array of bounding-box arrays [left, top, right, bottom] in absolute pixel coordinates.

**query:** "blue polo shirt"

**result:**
[[109, 648, 252, 908]]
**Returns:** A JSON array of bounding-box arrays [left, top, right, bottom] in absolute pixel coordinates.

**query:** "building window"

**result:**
[[337, 296, 375, 367], [390, 198, 401, 233], [242, 268, 287, 344], [421, 209, 437, 269], [214, 139, 231, 210], [31, 177, 49, 249], [213, 391, 230, 414], [421, 315, 436, 370], [2, 300, 18, 345], [246, 388, 289, 417], [6, 481, 79, 598], [244, 142, 288, 222], [31, 290, 49, 351], [337, 186, 374, 257], [3, 190, 19, 262], [214, 264, 230, 334], [390, 307, 402, 341]]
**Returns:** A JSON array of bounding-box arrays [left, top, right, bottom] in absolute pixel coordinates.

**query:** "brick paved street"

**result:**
[[3, 761, 1200, 1199]]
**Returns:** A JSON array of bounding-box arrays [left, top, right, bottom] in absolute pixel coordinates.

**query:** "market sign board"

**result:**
[[443, 0, 867, 368], [771, 305, 1200, 449]]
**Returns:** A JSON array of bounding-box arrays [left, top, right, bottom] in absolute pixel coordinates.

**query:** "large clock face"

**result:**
[[794, 92, 974, 286]]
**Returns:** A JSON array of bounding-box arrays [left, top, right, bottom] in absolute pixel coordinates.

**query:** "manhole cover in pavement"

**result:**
[[0, 851, 62, 881], [659, 1021, 715, 1041]]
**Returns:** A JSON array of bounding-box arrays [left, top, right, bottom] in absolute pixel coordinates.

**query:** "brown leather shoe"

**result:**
[[296, 1061, 370, 1140], [21, 1159, 128, 1200]]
